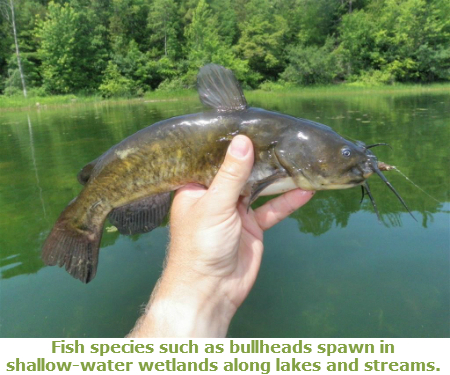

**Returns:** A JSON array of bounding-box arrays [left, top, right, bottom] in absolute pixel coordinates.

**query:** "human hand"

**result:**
[[128, 135, 314, 337]]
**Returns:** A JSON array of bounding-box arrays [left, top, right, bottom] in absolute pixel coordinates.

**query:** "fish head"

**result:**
[[276, 127, 374, 190], [275, 125, 415, 219], [307, 138, 376, 190]]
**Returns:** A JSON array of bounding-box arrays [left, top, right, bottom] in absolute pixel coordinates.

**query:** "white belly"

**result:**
[[258, 177, 299, 196]]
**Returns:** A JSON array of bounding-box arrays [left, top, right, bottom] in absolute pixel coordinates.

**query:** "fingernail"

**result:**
[[229, 136, 250, 158]]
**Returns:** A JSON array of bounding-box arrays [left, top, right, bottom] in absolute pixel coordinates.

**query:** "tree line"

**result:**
[[1, 0, 449, 98]]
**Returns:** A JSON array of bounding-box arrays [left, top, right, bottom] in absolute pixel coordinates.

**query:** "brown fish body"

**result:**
[[42, 64, 411, 283], [78, 107, 370, 210]]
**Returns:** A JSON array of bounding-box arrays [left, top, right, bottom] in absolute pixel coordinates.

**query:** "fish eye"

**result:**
[[341, 147, 352, 157]]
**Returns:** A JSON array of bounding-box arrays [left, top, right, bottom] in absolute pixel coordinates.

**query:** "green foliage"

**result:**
[[184, 0, 248, 86], [109, 0, 149, 54], [258, 80, 292, 91], [297, 0, 341, 46], [4, 51, 40, 91], [347, 69, 395, 86], [36, 2, 74, 93], [148, 0, 180, 59], [3, 65, 24, 96], [0, 0, 47, 94], [339, 0, 450, 83], [112, 40, 149, 89], [338, 9, 375, 77], [99, 61, 136, 98], [157, 76, 186, 91], [152, 56, 183, 89], [1, 0, 449, 99], [0, 16, 11, 88], [282, 38, 343, 85], [235, 0, 288, 82], [36, 2, 87, 93], [210, 0, 239, 45]]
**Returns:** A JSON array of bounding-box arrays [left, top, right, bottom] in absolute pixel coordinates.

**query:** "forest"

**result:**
[[1, 0, 449, 98]]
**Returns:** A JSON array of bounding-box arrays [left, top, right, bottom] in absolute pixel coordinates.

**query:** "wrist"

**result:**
[[129, 268, 237, 337]]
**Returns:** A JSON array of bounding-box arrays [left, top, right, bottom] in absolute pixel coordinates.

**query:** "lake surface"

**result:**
[[1, 90, 449, 338]]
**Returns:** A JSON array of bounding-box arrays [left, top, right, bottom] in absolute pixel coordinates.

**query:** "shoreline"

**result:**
[[1, 83, 449, 111]]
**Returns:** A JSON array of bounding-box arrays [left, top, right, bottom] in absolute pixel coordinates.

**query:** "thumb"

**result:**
[[203, 135, 254, 212]]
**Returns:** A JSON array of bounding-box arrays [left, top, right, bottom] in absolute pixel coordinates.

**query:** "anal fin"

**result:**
[[108, 192, 171, 235]]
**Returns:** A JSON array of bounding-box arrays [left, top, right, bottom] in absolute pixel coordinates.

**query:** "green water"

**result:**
[[0, 91, 449, 338]]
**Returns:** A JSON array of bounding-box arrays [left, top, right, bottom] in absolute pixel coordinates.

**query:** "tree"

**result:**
[[36, 2, 84, 93], [0, 0, 27, 97], [2, 0, 449, 96], [338, 8, 375, 78], [339, 0, 450, 83], [235, 0, 288, 83], [109, 0, 149, 55], [209, 0, 239, 46], [184, 0, 248, 85], [296, 0, 341, 47], [74, 0, 111, 89], [148, 0, 180, 59], [282, 38, 342, 85], [99, 60, 136, 97], [36, 1, 109, 93], [0, 13, 12, 93]]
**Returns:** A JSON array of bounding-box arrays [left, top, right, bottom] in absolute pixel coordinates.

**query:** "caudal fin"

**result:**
[[42, 205, 103, 283]]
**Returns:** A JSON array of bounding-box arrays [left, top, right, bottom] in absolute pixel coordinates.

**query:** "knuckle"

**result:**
[[219, 160, 243, 182]]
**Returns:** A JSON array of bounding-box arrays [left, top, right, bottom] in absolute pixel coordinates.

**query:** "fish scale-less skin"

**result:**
[[52, 106, 372, 241], [42, 63, 413, 284], [71, 112, 240, 226], [42, 107, 375, 283]]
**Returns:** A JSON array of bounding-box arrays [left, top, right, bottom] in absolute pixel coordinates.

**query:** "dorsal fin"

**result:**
[[197, 64, 248, 112]]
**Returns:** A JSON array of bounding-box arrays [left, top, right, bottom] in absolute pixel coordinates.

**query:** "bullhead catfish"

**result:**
[[42, 64, 413, 283]]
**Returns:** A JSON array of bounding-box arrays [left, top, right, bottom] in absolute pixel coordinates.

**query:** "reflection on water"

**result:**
[[0, 92, 449, 337], [27, 115, 47, 219]]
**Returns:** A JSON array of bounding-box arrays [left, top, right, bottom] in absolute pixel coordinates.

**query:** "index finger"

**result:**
[[254, 189, 315, 231]]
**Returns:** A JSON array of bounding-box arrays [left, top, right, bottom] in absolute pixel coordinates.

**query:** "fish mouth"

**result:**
[[349, 160, 373, 182], [362, 164, 374, 179], [361, 146, 416, 221]]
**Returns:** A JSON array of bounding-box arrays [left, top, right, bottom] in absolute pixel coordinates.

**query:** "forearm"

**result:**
[[127, 266, 237, 338]]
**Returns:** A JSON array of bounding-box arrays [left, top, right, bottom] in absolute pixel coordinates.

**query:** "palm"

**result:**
[[221, 190, 314, 308], [220, 203, 265, 307]]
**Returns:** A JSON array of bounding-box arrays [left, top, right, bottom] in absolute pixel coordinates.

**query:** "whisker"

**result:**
[[363, 181, 381, 221], [365, 143, 392, 150], [372, 166, 417, 221]]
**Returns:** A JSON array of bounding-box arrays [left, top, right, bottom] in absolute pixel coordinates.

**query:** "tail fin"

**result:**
[[42, 202, 103, 283]]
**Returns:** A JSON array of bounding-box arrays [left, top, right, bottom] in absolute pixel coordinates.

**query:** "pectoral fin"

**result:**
[[108, 192, 171, 235], [249, 171, 290, 206]]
